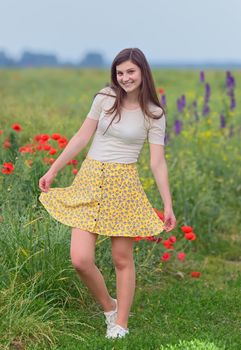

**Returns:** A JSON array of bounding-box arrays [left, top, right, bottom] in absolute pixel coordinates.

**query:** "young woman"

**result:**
[[38, 48, 176, 339]]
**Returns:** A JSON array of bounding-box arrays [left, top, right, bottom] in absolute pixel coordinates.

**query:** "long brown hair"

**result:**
[[94, 48, 165, 135]]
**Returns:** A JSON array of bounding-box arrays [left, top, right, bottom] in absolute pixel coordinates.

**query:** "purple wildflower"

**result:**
[[161, 94, 166, 106], [177, 95, 186, 113], [230, 97, 236, 110], [200, 71, 205, 82], [205, 83, 211, 100], [226, 71, 236, 110], [220, 115, 225, 128], [202, 104, 210, 116], [181, 95, 186, 108], [226, 71, 235, 89], [174, 119, 182, 135], [229, 125, 234, 137]]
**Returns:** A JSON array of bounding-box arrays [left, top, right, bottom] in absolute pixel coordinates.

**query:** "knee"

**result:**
[[112, 252, 134, 270], [70, 254, 94, 273]]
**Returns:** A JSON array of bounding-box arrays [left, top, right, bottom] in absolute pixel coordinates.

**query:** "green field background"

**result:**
[[0, 69, 240, 350]]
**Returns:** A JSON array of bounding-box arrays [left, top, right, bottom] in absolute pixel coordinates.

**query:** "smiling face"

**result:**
[[116, 60, 142, 94]]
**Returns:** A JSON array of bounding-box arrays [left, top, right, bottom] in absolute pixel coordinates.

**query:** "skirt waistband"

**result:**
[[85, 156, 137, 169]]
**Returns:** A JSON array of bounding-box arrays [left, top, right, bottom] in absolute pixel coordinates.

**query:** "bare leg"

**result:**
[[111, 236, 136, 329], [70, 227, 116, 312]]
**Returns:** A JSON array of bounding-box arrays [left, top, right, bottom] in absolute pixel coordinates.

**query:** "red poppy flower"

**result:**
[[12, 123, 22, 132], [3, 140, 11, 148], [49, 148, 57, 155], [52, 133, 61, 140], [40, 134, 50, 142], [34, 134, 42, 142], [34, 135, 41, 142], [177, 252, 186, 261], [153, 208, 165, 221], [158, 88, 165, 94], [43, 143, 51, 151], [58, 142, 68, 149], [72, 168, 78, 175], [67, 159, 78, 165], [2, 162, 14, 174], [191, 271, 201, 278], [0, 130, 3, 135], [181, 225, 193, 233], [134, 236, 143, 241], [19, 145, 34, 154], [163, 239, 174, 250], [43, 157, 55, 165], [58, 136, 68, 143], [37, 144, 44, 151], [58, 137, 68, 148], [169, 235, 176, 243], [184, 232, 196, 241], [161, 252, 171, 261]]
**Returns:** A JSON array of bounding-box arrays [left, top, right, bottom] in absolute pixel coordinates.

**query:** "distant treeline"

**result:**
[[0, 50, 241, 69], [0, 50, 107, 68]]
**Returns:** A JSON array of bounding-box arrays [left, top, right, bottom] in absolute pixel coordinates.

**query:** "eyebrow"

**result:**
[[116, 68, 135, 73]]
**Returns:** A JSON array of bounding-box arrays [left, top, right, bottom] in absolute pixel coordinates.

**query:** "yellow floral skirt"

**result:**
[[38, 156, 164, 237]]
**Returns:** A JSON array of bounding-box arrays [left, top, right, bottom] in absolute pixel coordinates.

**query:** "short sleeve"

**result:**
[[86, 93, 104, 121], [86, 87, 114, 121], [147, 113, 166, 145]]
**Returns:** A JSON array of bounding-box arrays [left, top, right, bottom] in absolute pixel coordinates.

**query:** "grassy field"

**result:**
[[0, 68, 240, 349]]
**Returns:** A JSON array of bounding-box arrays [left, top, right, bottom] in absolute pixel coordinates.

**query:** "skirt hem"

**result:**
[[40, 205, 164, 237]]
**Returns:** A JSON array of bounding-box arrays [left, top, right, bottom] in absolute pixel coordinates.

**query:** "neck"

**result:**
[[124, 89, 140, 103]]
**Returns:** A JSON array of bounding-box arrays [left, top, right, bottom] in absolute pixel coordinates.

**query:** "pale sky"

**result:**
[[0, 0, 241, 63]]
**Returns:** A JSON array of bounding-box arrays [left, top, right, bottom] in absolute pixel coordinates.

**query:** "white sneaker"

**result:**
[[105, 323, 129, 339], [103, 298, 118, 332]]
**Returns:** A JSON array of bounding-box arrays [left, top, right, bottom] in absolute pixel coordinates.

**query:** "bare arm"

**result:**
[[149, 144, 173, 209], [149, 143, 176, 231], [48, 117, 98, 175]]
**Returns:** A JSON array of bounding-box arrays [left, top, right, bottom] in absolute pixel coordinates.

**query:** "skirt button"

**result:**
[[99, 186, 102, 188]]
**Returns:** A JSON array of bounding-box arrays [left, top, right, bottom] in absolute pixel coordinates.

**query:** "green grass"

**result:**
[[1, 253, 240, 349], [0, 68, 240, 349]]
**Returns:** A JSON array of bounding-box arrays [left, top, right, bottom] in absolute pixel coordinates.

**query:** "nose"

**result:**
[[122, 73, 130, 82]]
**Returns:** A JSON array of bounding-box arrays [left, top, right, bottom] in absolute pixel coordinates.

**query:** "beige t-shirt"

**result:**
[[86, 87, 166, 164]]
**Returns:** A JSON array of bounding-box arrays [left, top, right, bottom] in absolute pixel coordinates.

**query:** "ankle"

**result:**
[[103, 297, 116, 313], [115, 321, 128, 330]]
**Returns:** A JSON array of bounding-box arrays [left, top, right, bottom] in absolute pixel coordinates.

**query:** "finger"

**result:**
[[164, 222, 173, 231], [170, 223, 175, 230]]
